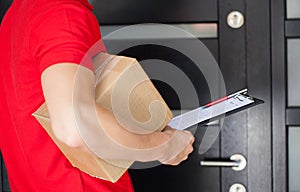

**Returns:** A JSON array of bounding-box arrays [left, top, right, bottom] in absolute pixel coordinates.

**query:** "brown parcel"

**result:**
[[33, 53, 173, 183]]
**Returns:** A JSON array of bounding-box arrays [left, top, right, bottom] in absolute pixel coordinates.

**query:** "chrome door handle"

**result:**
[[200, 154, 247, 171]]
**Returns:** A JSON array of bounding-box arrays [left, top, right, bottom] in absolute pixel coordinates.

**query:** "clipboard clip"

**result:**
[[204, 88, 248, 108]]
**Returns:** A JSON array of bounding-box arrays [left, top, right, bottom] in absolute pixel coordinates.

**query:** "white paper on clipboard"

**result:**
[[168, 93, 256, 130]]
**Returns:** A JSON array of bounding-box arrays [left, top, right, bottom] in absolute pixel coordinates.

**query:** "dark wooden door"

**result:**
[[92, 0, 272, 192]]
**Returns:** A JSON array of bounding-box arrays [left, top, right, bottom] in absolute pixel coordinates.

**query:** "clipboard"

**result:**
[[168, 89, 264, 130]]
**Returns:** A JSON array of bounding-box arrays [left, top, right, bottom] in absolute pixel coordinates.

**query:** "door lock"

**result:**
[[200, 154, 247, 171], [227, 11, 245, 29], [229, 183, 247, 192]]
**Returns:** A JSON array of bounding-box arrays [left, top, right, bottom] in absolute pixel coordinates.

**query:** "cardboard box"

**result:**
[[33, 53, 173, 182]]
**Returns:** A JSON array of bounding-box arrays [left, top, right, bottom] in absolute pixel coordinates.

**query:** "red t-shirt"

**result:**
[[0, 0, 134, 191]]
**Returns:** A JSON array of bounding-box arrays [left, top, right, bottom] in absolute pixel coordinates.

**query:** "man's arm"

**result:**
[[41, 63, 194, 165]]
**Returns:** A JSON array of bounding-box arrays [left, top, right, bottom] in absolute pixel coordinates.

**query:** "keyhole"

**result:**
[[236, 186, 242, 192], [233, 14, 238, 25], [227, 11, 245, 29]]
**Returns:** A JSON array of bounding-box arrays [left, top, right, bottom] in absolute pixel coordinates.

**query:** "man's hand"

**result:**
[[158, 126, 195, 166]]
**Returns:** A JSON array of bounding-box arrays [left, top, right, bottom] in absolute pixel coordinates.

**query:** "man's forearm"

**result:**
[[94, 104, 169, 150]]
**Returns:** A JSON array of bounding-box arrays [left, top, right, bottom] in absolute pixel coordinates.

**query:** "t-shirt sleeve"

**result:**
[[31, 4, 106, 73]]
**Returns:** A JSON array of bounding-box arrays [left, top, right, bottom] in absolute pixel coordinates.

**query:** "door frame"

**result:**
[[271, 0, 287, 191], [246, 0, 273, 190]]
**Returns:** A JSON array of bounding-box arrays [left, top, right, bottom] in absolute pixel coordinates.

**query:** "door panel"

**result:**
[[246, 0, 272, 191], [288, 127, 300, 192], [286, 0, 300, 19], [287, 39, 300, 106], [216, 1, 249, 191], [271, 0, 287, 191], [93, 0, 218, 24]]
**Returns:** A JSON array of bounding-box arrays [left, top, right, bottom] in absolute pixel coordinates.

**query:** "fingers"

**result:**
[[162, 125, 174, 132], [166, 144, 194, 166], [161, 131, 195, 166], [164, 146, 194, 165]]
